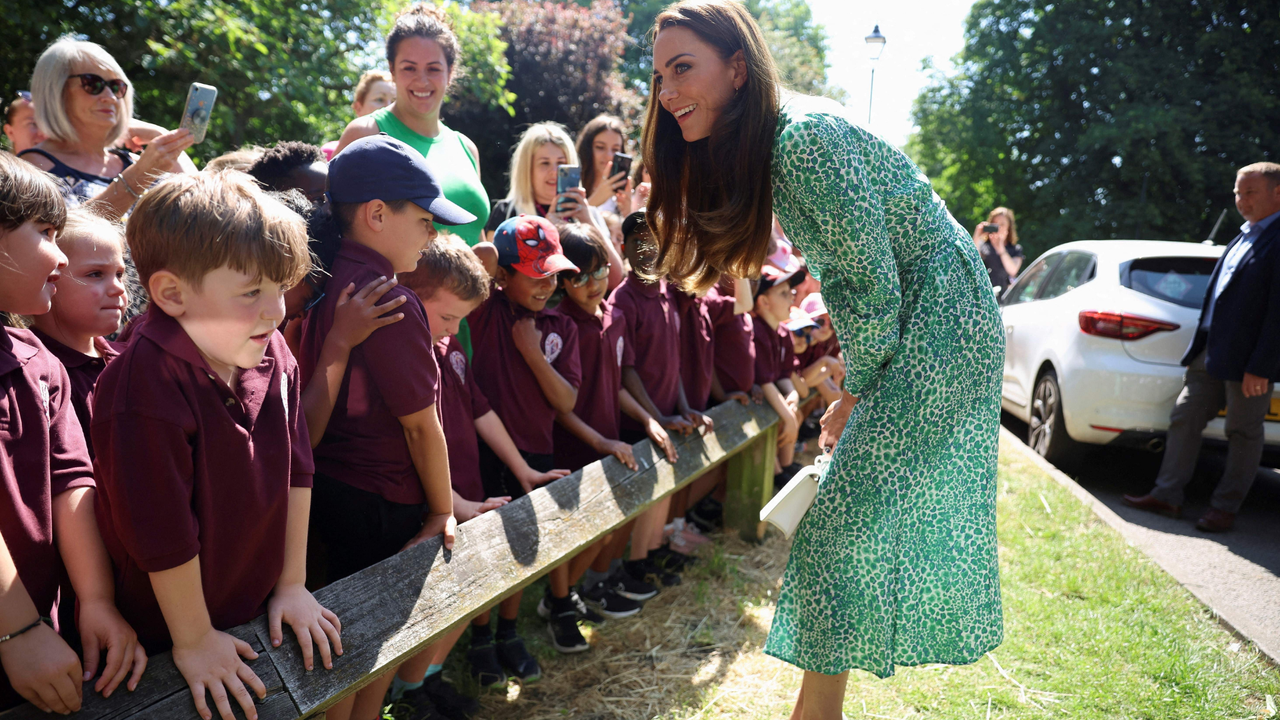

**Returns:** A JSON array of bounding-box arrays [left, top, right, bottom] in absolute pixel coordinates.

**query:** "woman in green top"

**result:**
[[645, 2, 1004, 718], [334, 4, 489, 247]]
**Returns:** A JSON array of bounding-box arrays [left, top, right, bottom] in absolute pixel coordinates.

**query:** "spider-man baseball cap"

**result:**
[[327, 133, 476, 226], [493, 215, 579, 278]]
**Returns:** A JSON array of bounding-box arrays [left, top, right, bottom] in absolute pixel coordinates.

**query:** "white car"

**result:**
[[998, 239, 1280, 462]]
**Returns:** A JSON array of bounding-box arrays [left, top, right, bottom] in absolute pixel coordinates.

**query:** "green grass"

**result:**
[[384, 440, 1280, 719]]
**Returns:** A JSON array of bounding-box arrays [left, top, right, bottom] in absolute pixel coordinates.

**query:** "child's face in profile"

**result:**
[[561, 262, 610, 313], [176, 265, 287, 379], [811, 315, 834, 342], [500, 268, 558, 312], [421, 288, 481, 344], [381, 203, 438, 273], [0, 219, 67, 315], [49, 234, 128, 338], [757, 282, 794, 325], [791, 330, 809, 354], [623, 231, 657, 278]]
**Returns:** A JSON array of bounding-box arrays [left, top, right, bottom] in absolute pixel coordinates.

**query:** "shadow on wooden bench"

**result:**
[[2, 400, 779, 719]]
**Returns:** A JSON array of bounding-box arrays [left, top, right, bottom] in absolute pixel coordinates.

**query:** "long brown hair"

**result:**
[[642, 0, 779, 293], [986, 207, 1019, 246], [576, 114, 629, 199]]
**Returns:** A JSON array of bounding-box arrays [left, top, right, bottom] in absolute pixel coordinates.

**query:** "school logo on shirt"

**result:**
[[544, 332, 563, 365], [39, 380, 50, 419], [616, 336, 625, 367], [449, 351, 467, 382]]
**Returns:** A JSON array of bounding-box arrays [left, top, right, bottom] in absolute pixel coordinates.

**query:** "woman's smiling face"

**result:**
[[392, 37, 452, 118], [652, 26, 745, 142], [531, 142, 568, 207]]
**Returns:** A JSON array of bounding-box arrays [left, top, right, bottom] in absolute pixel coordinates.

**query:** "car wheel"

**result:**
[[1029, 370, 1076, 464]]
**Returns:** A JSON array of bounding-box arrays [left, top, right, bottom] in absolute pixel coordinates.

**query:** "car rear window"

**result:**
[[1123, 256, 1218, 309]]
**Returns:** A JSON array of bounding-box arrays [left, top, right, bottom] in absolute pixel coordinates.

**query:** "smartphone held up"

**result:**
[[556, 164, 581, 214], [179, 82, 218, 144]]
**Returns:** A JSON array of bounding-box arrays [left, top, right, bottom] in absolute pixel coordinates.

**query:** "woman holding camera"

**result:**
[[974, 207, 1023, 292], [644, 2, 1004, 717]]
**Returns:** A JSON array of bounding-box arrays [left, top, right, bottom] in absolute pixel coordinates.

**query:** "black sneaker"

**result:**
[[547, 604, 591, 654], [687, 497, 722, 531], [395, 695, 449, 720], [774, 462, 803, 491], [645, 558, 682, 587], [607, 567, 658, 601], [401, 674, 478, 720], [626, 558, 680, 588], [651, 546, 696, 572], [578, 581, 642, 619], [496, 634, 542, 682], [536, 587, 604, 624], [466, 638, 508, 690]]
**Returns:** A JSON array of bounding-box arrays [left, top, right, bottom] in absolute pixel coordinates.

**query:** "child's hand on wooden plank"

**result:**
[[78, 598, 147, 696], [267, 584, 342, 673]]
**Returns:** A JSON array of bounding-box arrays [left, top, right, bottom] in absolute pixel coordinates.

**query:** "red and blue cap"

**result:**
[[493, 215, 579, 279], [327, 133, 476, 226]]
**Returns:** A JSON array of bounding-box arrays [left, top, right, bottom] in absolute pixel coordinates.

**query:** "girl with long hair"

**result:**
[[643, 2, 1005, 717]]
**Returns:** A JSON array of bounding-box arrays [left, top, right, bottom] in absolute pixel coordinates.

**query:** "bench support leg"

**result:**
[[724, 424, 778, 543]]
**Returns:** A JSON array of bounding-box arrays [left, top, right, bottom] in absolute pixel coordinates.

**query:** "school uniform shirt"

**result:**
[[434, 335, 491, 503], [753, 315, 794, 386], [707, 287, 755, 395], [553, 298, 631, 470], [0, 329, 95, 708], [91, 309, 313, 653], [612, 276, 682, 430], [796, 335, 840, 373], [297, 239, 440, 505], [670, 289, 717, 412], [468, 289, 583, 455], [29, 329, 120, 458]]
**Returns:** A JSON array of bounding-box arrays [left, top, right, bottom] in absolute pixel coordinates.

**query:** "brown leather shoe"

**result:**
[[1195, 508, 1235, 533], [1121, 493, 1182, 518]]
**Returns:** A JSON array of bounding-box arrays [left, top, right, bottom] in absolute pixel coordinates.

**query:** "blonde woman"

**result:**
[[20, 37, 195, 220], [973, 206, 1024, 292], [484, 122, 625, 288]]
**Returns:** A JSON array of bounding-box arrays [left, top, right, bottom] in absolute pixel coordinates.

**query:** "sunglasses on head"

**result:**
[[567, 264, 611, 288], [791, 327, 812, 339], [301, 276, 327, 314], [68, 73, 128, 99], [16, 90, 31, 102]]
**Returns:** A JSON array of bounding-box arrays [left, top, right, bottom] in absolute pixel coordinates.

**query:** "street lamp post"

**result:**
[[865, 25, 886, 125]]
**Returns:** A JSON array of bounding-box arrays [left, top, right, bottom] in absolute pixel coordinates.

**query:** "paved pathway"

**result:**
[[1001, 414, 1280, 666]]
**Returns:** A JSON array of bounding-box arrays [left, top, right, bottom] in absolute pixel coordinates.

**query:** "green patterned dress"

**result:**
[[763, 95, 1005, 678]]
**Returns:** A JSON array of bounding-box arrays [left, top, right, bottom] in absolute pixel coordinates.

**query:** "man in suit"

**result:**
[[1124, 162, 1280, 532]]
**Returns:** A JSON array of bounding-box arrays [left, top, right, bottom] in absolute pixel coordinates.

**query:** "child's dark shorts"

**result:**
[[477, 441, 555, 500], [310, 473, 427, 584]]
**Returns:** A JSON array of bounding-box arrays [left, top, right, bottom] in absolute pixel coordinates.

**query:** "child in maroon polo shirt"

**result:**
[[0, 153, 144, 714], [400, 235, 568, 700], [28, 208, 127, 458], [469, 215, 594, 657], [92, 171, 339, 720], [708, 276, 759, 406], [553, 224, 685, 625], [752, 265, 806, 478], [612, 212, 713, 591]]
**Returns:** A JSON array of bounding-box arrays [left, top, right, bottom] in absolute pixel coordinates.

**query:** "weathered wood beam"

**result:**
[[2, 401, 778, 720]]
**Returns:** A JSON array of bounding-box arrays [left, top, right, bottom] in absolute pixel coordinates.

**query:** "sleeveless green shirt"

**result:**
[[372, 107, 489, 246]]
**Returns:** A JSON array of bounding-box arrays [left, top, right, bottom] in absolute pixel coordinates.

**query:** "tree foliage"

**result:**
[[908, 0, 1280, 259], [446, 0, 643, 199]]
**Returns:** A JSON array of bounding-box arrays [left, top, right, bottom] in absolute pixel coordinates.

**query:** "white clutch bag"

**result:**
[[760, 453, 829, 538]]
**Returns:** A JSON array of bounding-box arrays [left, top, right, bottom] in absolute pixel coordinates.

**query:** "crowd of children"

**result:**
[[0, 125, 842, 720]]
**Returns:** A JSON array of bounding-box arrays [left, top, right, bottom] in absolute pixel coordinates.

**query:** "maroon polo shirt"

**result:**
[[91, 310, 313, 653], [753, 315, 794, 386], [553, 298, 630, 470], [612, 276, 681, 429], [468, 288, 583, 455], [0, 329, 94, 628], [707, 287, 755, 394], [670, 289, 716, 412], [297, 239, 440, 505], [30, 329, 120, 459], [434, 336, 490, 503], [798, 335, 841, 372]]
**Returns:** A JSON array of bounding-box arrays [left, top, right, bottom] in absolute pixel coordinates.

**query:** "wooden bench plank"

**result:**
[[1, 401, 778, 719]]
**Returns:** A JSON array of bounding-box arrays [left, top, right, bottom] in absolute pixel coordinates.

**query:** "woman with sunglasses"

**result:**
[[645, 3, 1004, 716], [21, 38, 195, 220]]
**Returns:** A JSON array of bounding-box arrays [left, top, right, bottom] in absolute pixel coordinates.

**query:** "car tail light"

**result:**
[[1078, 311, 1180, 340]]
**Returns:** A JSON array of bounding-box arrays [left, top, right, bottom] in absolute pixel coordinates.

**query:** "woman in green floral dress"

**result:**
[[644, 2, 1004, 717]]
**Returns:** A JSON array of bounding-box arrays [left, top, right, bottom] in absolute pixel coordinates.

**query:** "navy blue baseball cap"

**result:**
[[327, 133, 476, 226]]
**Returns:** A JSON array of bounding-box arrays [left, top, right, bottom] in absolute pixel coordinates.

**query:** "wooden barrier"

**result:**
[[2, 400, 779, 719]]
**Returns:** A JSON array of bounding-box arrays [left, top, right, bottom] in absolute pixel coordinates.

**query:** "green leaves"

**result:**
[[908, 0, 1280, 259]]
